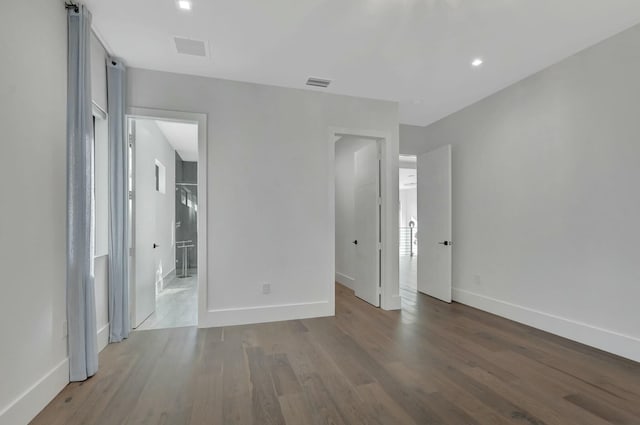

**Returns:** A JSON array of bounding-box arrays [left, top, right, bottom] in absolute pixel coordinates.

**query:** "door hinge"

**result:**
[[128, 191, 133, 200], [377, 241, 382, 250], [129, 247, 133, 256]]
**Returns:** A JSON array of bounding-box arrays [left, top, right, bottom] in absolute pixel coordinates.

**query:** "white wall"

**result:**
[[127, 68, 400, 325], [399, 124, 426, 155], [334, 137, 374, 289], [0, 1, 69, 424], [402, 24, 640, 362]]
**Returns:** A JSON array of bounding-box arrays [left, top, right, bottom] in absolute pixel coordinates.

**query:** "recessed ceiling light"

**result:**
[[178, 0, 192, 10], [471, 58, 483, 67]]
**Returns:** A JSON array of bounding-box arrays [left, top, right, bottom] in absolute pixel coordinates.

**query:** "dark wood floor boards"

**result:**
[[411, 313, 618, 425], [188, 328, 224, 425], [48, 328, 172, 425], [277, 393, 315, 425], [407, 288, 640, 424], [221, 331, 254, 425], [31, 283, 640, 425], [335, 285, 640, 425], [335, 288, 528, 424], [355, 382, 418, 425], [494, 349, 640, 424], [312, 294, 503, 424], [269, 353, 303, 397], [246, 347, 287, 425], [283, 329, 380, 425], [284, 352, 344, 424]]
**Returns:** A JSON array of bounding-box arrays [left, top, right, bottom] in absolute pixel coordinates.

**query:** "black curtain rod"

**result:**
[[65, 2, 79, 13]]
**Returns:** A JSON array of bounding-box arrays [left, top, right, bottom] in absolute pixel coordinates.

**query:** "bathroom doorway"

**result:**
[[127, 109, 205, 330]]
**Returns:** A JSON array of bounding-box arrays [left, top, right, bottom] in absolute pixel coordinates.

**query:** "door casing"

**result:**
[[126, 108, 208, 329], [329, 127, 399, 312]]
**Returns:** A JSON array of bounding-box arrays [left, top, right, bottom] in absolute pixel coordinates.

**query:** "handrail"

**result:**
[[399, 226, 417, 257]]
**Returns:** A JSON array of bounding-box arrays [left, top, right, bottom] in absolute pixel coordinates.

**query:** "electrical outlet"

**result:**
[[262, 283, 271, 295], [62, 320, 68, 338]]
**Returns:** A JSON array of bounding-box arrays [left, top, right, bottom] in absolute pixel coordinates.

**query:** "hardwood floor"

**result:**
[[32, 284, 640, 425]]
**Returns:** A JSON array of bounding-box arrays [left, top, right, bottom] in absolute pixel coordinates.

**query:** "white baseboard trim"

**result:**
[[335, 272, 355, 289], [453, 288, 640, 363], [0, 322, 116, 425], [163, 268, 176, 279], [97, 323, 110, 353], [157, 268, 176, 292], [0, 358, 69, 425], [199, 300, 332, 328]]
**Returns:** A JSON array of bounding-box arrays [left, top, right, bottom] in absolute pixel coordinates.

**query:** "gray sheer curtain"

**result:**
[[107, 58, 130, 342], [67, 4, 98, 381]]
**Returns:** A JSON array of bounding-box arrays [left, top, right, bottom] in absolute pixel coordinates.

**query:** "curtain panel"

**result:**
[[107, 59, 130, 342], [67, 4, 99, 381]]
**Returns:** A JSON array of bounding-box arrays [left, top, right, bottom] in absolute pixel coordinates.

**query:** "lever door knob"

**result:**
[[353, 240, 358, 245], [438, 241, 451, 246], [153, 243, 159, 249]]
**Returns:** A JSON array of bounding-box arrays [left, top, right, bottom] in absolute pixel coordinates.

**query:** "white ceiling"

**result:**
[[155, 120, 198, 161], [88, 0, 640, 125]]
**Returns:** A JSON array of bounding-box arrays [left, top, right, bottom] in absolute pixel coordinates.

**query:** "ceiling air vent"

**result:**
[[306, 77, 331, 88], [173, 37, 207, 57]]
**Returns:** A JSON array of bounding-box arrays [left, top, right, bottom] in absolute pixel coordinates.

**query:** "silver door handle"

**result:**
[[438, 241, 451, 246]]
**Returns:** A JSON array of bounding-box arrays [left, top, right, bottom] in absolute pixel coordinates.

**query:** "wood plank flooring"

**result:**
[[31, 284, 640, 425]]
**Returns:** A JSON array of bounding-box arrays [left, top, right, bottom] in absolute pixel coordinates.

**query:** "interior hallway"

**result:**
[[31, 284, 640, 425], [399, 255, 417, 291], [136, 273, 197, 330]]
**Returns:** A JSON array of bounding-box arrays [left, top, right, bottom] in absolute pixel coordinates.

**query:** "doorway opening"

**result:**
[[334, 134, 383, 307], [399, 155, 418, 298], [127, 112, 204, 330]]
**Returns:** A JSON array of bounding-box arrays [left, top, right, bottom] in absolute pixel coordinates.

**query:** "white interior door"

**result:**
[[417, 145, 452, 303], [353, 141, 380, 307], [133, 120, 158, 327]]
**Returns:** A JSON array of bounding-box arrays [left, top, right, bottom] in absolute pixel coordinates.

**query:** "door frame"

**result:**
[[328, 127, 400, 311], [126, 107, 208, 328]]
